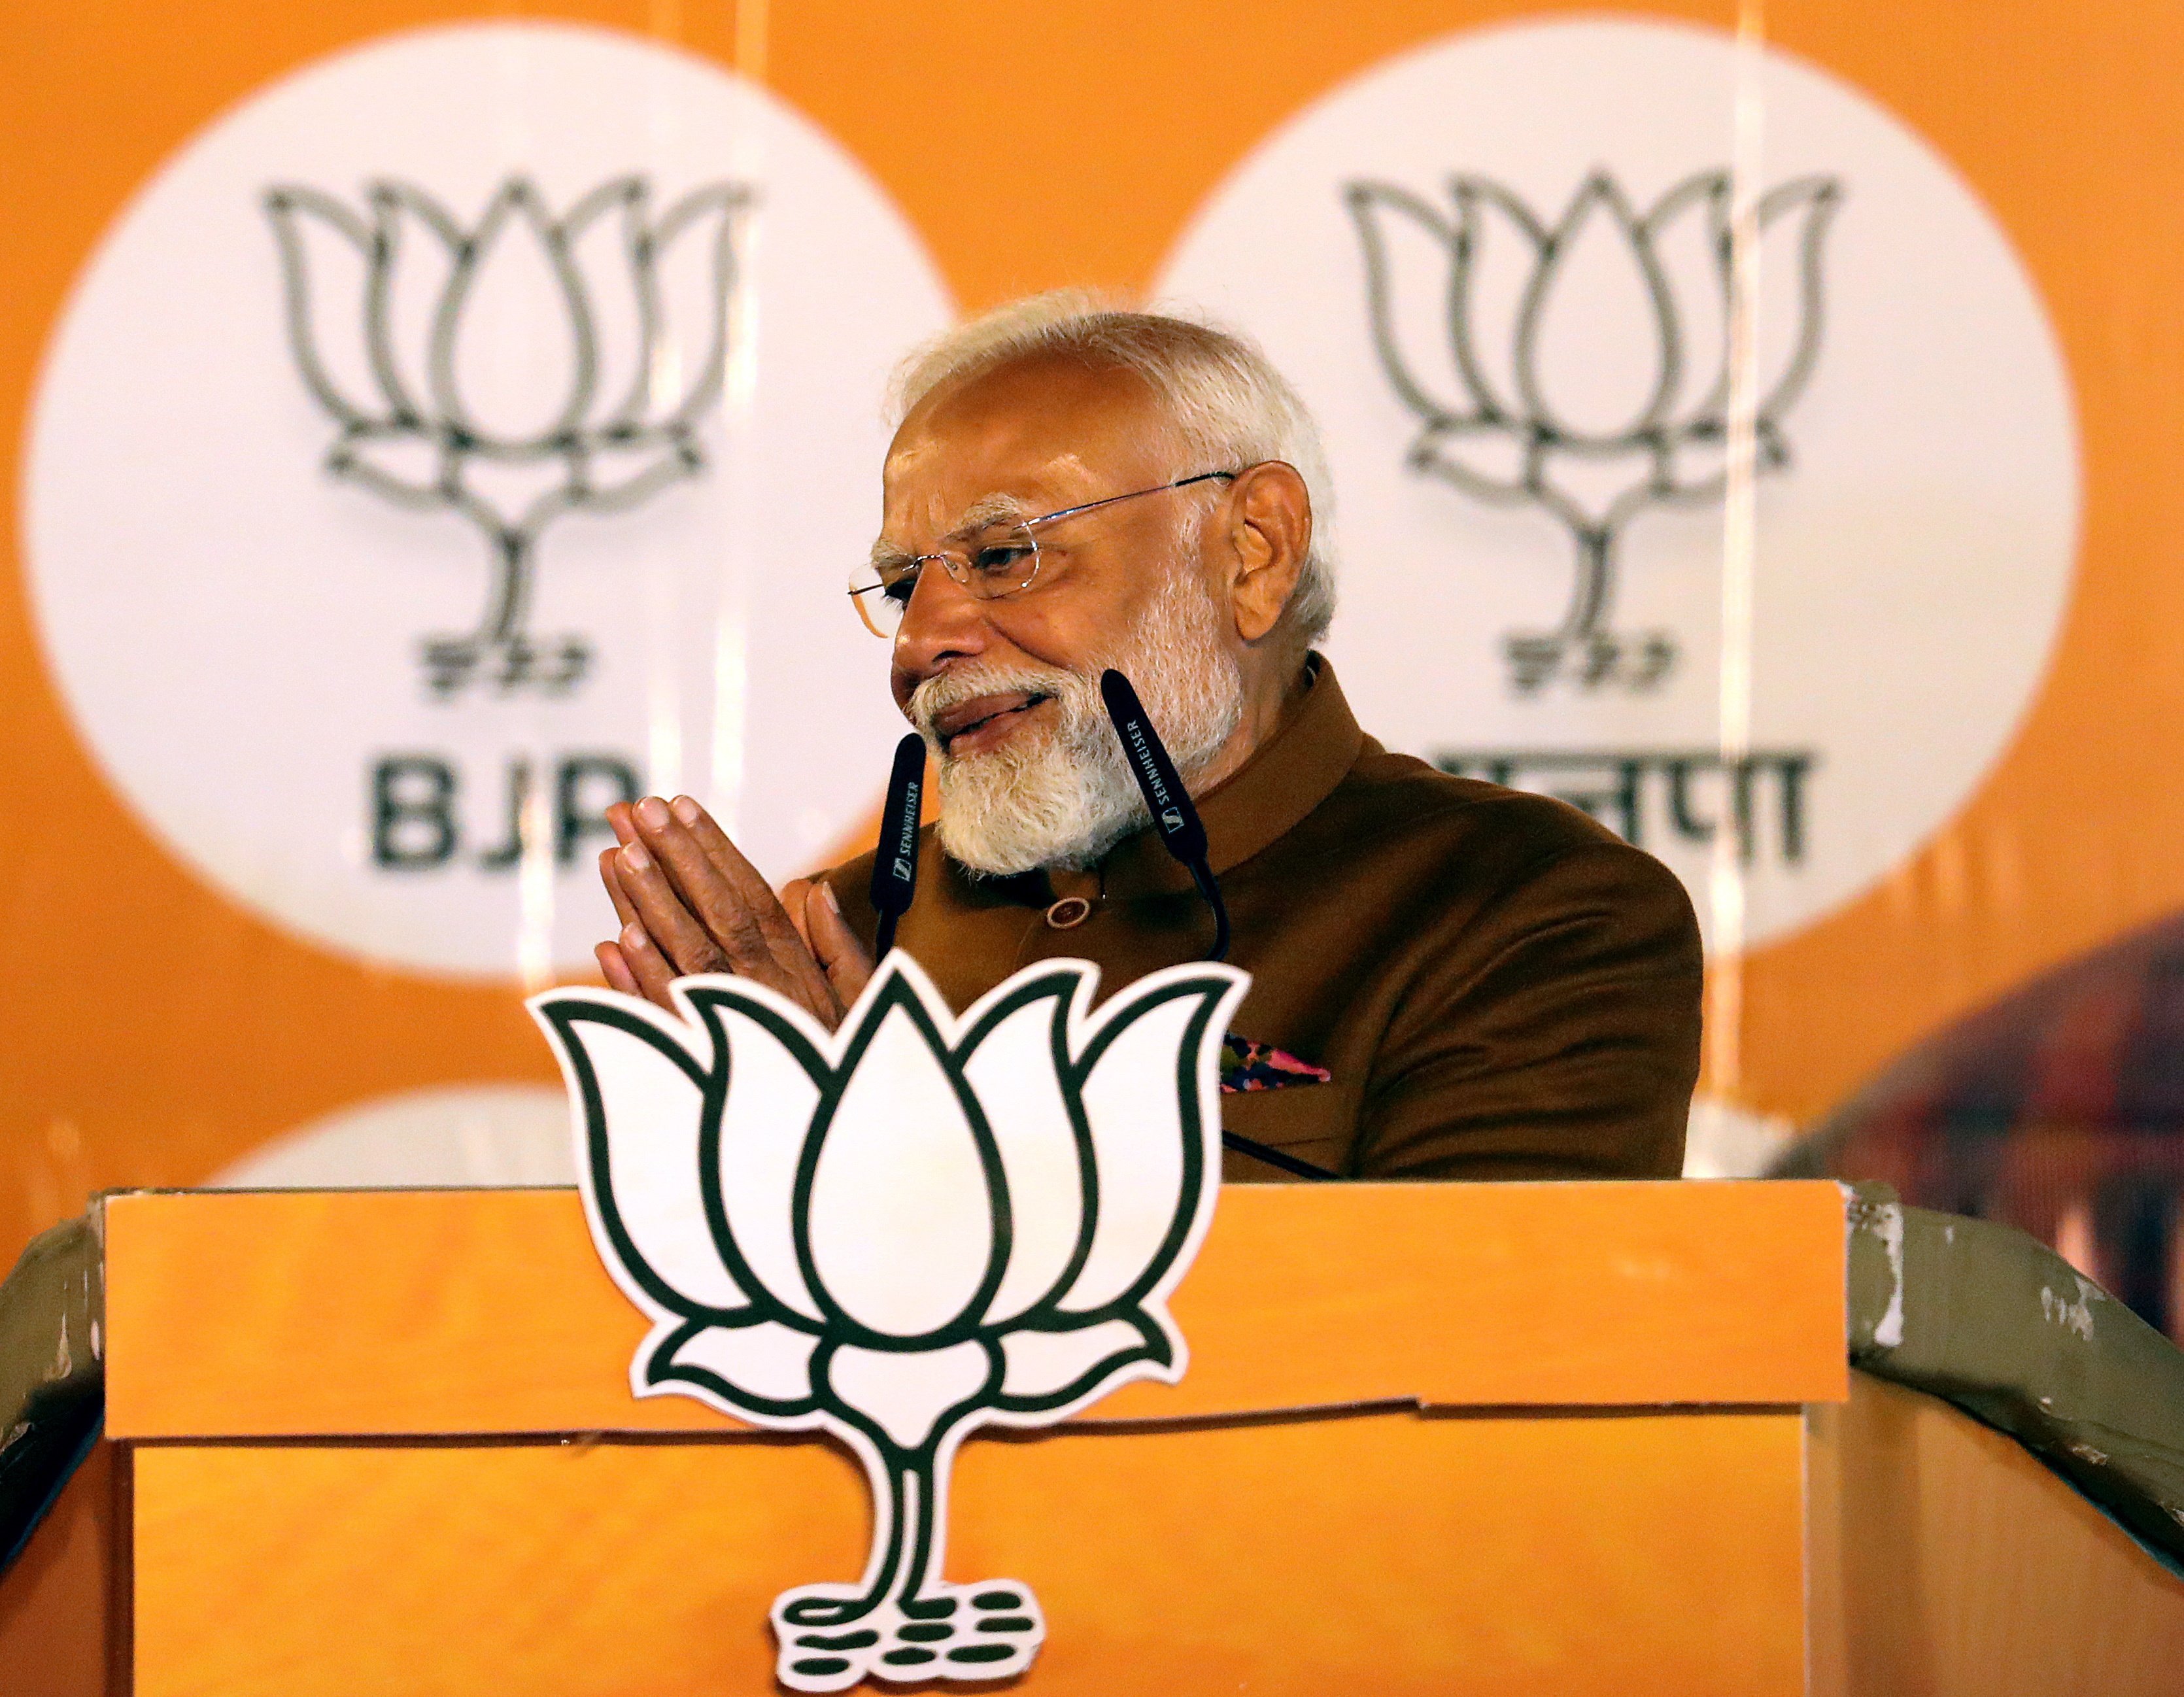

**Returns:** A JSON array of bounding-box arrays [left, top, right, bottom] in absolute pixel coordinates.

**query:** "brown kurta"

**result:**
[[825, 660, 1702, 1184]]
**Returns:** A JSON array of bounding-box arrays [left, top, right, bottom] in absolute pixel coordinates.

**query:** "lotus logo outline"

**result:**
[[531, 953, 1250, 1690], [1347, 168, 1842, 692], [267, 173, 749, 697]]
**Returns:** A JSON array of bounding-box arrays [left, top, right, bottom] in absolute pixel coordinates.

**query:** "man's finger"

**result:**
[[631, 795, 835, 1016], [596, 940, 643, 999], [781, 878, 819, 953], [664, 790, 812, 952], [605, 800, 638, 847], [600, 847, 640, 928], [599, 851, 675, 1003], [628, 797, 783, 973], [667, 796, 835, 986], [611, 919, 681, 1009], [803, 879, 874, 1014], [615, 840, 733, 980]]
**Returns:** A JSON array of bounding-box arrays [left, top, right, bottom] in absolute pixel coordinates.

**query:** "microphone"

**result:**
[[869, 732, 926, 959], [1099, 670, 1229, 963], [1099, 670, 1334, 1184]]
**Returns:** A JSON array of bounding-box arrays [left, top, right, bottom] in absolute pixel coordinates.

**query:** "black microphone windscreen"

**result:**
[[870, 732, 927, 921], [1099, 670, 1208, 865]]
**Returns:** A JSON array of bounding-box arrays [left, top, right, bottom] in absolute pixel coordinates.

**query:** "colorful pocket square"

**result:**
[[1220, 1034, 1333, 1094]]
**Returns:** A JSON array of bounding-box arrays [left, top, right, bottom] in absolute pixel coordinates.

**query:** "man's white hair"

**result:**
[[889, 290, 1337, 645]]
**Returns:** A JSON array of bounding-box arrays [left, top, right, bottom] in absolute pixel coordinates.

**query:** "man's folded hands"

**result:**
[[596, 794, 872, 1029]]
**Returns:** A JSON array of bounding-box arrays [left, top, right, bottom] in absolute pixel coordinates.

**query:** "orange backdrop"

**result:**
[[4, 0, 2183, 1262]]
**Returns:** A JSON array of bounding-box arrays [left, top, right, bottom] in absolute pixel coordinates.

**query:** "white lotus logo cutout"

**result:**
[[531, 954, 1249, 1690]]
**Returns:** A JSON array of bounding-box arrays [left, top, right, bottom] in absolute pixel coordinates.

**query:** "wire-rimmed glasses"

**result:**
[[847, 470, 1239, 638]]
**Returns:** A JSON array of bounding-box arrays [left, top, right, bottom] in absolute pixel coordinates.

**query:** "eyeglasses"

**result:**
[[847, 470, 1240, 638]]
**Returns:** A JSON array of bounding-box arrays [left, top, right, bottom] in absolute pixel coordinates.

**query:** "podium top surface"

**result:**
[[103, 1180, 1846, 1439]]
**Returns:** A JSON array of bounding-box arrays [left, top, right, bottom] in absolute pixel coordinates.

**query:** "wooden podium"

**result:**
[[8, 1180, 2183, 1694]]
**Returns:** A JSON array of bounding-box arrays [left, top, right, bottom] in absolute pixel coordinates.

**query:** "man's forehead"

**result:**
[[881, 356, 1174, 521]]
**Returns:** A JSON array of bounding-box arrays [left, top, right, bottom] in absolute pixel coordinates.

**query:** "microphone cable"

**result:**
[[1099, 669, 1335, 1183]]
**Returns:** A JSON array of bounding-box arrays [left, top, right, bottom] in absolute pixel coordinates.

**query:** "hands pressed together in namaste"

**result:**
[[596, 794, 874, 1031]]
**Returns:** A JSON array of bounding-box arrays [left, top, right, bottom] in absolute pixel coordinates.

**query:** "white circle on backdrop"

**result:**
[[25, 22, 952, 978], [1155, 17, 2078, 951], [209, 1082, 575, 1189]]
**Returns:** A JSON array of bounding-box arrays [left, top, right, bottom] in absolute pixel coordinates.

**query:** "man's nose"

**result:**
[[891, 565, 991, 683]]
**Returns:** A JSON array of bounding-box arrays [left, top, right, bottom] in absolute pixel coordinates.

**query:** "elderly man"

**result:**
[[596, 295, 1702, 1182]]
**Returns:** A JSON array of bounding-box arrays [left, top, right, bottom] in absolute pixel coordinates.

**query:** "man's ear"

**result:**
[[1221, 462, 1312, 644]]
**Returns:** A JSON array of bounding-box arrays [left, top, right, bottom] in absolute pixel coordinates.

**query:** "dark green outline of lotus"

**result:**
[[530, 953, 1249, 1691]]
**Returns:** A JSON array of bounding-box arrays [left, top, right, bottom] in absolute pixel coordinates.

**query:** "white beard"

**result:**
[[910, 568, 1245, 876]]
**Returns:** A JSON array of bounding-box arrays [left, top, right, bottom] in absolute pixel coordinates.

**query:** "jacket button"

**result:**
[[1045, 896, 1093, 929]]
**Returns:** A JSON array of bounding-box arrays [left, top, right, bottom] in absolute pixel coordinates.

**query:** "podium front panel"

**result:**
[[133, 1409, 1805, 1697], [101, 1182, 1841, 1694]]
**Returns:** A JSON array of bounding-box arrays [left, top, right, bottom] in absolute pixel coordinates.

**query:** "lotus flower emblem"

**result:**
[[1347, 169, 1842, 692], [532, 954, 1248, 1691], [267, 175, 747, 697]]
